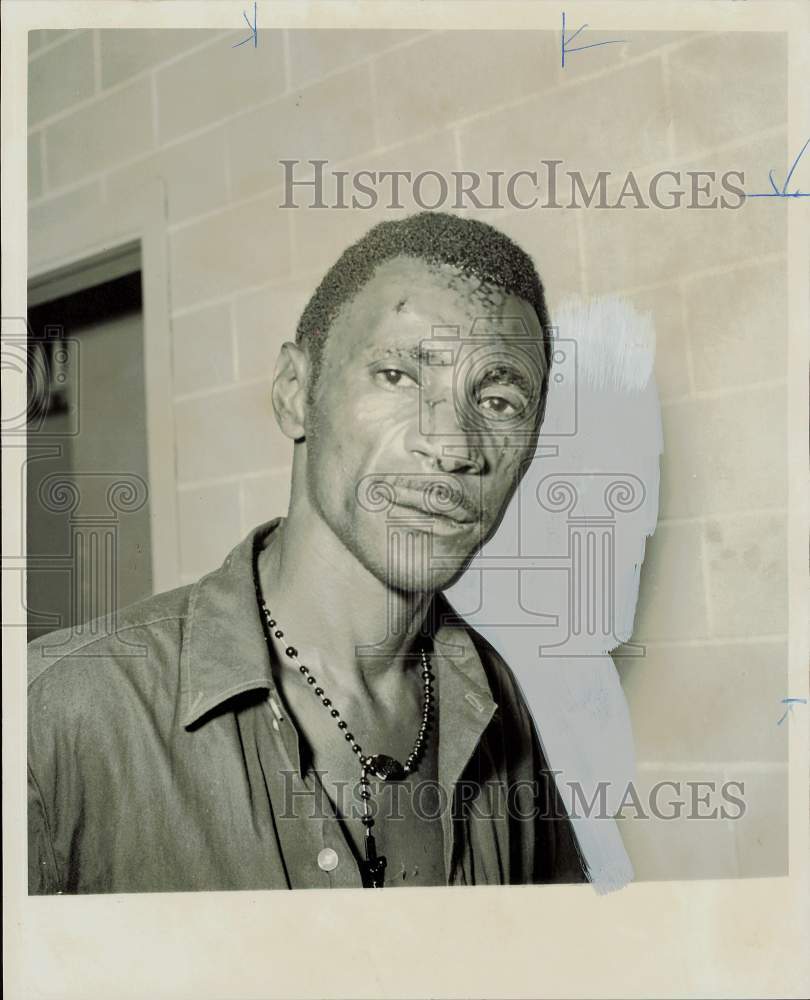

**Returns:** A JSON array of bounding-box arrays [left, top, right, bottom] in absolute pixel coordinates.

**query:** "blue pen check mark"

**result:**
[[233, 1, 258, 49], [746, 137, 810, 199], [777, 697, 807, 725], [561, 11, 626, 68]]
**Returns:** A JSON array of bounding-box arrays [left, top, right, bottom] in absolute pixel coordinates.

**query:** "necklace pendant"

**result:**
[[360, 832, 387, 888], [367, 753, 406, 782]]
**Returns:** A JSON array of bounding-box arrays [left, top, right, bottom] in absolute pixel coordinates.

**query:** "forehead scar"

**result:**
[[394, 298, 409, 314], [377, 344, 430, 362]]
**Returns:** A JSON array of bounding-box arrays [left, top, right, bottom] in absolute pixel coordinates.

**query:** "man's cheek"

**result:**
[[483, 446, 533, 511], [488, 438, 528, 477]]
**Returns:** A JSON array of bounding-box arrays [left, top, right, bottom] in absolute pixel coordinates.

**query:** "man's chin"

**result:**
[[346, 513, 486, 592], [380, 546, 480, 594], [384, 570, 464, 595]]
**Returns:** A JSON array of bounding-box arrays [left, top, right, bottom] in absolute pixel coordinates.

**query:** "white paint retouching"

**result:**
[[447, 295, 663, 892]]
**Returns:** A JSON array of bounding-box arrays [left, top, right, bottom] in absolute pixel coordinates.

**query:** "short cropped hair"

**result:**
[[296, 211, 553, 414]]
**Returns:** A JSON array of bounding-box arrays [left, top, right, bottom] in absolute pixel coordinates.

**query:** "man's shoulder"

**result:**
[[27, 582, 194, 696]]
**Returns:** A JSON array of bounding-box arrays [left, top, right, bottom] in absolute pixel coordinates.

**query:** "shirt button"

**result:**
[[317, 848, 339, 872]]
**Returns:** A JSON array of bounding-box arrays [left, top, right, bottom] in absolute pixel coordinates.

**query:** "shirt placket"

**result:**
[[263, 689, 362, 889], [433, 647, 498, 885]]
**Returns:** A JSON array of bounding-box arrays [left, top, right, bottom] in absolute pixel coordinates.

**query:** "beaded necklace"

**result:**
[[252, 542, 434, 888]]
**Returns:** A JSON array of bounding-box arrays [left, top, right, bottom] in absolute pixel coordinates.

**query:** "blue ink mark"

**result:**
[[233, 1, 258, 49], [745, 137, 810, 199], [777, 697, 807, 725], [561, 11, 627, 68]]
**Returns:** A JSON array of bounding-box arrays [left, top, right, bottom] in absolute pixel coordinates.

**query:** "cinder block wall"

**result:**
[[28, 27, 789, 879]]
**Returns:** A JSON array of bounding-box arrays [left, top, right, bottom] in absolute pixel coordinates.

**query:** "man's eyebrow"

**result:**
[[477, 365, 536, 397], [365, 343, 434, 363]]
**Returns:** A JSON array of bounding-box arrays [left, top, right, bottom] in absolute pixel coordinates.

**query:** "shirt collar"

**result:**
[[180, 518, 280, 729], [180, 519, 499, 749]]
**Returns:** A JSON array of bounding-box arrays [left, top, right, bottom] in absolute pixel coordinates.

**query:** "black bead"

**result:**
[[315, 687, 324, 696], [345, 732, 354, 742], [359, 789, 371, 800], [274, 630, 283, 639], [322, 698, 331, 707], [268, 619, 276, 628], [307, 676, 316, 685], [330, 709, 339, 718], [285, 646, 297, 658], [352, 743, 362, 753], [361, 815, 374, 827], [338, 720, 347, 730], [299, 665, 308, 674]]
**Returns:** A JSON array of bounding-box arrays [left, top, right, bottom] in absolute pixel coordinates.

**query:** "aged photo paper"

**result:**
[[3, 0, 809, 997]]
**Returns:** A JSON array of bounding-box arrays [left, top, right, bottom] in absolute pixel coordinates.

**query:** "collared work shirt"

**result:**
[[28, 520, 587, 893]]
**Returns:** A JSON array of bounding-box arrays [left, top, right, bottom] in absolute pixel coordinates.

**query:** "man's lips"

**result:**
[[390, 487, 479, 524]]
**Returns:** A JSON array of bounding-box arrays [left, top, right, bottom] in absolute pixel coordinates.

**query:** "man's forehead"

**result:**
[[362, 255, 509, 308], [330, 255, 540, 354]]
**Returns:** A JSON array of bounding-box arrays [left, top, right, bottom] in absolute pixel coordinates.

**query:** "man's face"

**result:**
[[302, 256, 547, 592]]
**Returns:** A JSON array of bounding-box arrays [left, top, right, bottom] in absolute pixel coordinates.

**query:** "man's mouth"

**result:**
[[391, 484, 479, 525]]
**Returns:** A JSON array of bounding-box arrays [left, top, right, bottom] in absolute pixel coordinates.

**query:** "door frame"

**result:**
[[27, 180, 180, 593]]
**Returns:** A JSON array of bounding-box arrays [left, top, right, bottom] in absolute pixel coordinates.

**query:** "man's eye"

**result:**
[[376, 368, 417, 388], [477, 393, 524, 418]]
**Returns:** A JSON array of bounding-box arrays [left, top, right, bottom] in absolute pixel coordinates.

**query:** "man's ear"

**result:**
[[271, 341, 310, 440]]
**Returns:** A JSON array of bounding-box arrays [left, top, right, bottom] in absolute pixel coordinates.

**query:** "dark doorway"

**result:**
[[27, 250, 153, 642]]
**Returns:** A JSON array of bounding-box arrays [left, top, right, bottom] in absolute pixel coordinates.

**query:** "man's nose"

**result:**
[[408, 396, 484, 474]]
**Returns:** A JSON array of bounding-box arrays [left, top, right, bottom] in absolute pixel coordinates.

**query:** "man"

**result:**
[[28, 211, 587, 893]]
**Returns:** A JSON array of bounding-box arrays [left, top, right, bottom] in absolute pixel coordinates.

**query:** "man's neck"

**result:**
[[256, 510, 433, 691]]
